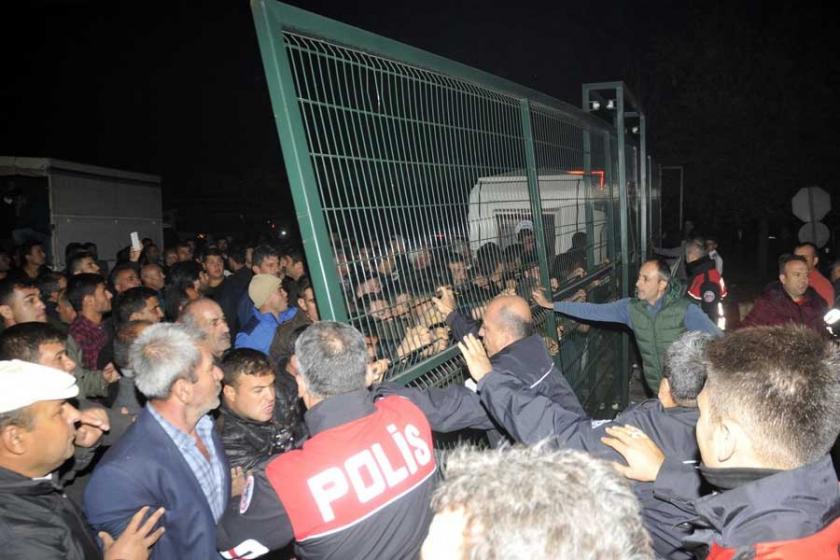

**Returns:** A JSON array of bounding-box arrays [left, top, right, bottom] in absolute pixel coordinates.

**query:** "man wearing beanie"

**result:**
[[235, 274, 297, 354]]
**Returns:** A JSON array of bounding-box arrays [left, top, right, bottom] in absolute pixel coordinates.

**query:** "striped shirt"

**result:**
[[147, 404, 226, 521]]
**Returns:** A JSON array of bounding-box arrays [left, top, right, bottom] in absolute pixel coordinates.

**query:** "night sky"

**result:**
[[3, 1, 838, 241]]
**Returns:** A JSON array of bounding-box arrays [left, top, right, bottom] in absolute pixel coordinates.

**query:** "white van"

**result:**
[[467, 170, 609, 264], [0, 156, 163, 269]]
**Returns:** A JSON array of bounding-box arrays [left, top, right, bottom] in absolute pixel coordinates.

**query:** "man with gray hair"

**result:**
[[218, 321, 436, 560], [460, 330, 710, 559], [421, 445, 653, 560], [178, 297, 232, 359], [84, 323, 230, 560]]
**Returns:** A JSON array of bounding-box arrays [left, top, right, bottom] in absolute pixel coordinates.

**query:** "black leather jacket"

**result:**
[[217, 373, 306, 470], [217, 406, 298, 471], [0, 466, 100, 559]]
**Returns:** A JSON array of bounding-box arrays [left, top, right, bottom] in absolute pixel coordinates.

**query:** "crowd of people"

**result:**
[[1, 229, 840, 559]]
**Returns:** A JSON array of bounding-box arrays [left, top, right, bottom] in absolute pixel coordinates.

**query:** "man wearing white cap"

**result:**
[[0, 360, 165, 559], [234, 273, 297, 354]]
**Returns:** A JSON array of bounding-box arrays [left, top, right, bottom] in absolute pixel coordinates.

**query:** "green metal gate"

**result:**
[[251, 1, 657, 415]]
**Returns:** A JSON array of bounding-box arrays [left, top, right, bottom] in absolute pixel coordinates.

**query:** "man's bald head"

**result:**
[[180, 297, 220, 319], [480, 295, 534, 356], [488, 296, 532, 335]]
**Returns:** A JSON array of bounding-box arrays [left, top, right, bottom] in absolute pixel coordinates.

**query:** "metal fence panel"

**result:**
[[252, 1, 651, 415]]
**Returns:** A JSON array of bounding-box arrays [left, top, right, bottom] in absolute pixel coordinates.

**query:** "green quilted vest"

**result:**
[[628, 280, 690, 391]]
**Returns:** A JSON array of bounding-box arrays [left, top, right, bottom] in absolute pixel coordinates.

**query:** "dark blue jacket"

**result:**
[[84, 407, 231, 560], [388, 309, 584, 447], [478, 371, 700, 558], [217, 267, 252, 334], [478, 374, 698, 460], [654, 454, 840, 557], [236, 289, 256, 334]]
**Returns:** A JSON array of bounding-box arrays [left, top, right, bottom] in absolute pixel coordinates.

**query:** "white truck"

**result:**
[[0, 156, 163, 269], [467, 169, 609, 264]]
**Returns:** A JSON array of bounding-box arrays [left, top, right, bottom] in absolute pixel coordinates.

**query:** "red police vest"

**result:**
[[707, 516, 840, 559], [267, 396, 436, 542], [688, 268, 727, 301]]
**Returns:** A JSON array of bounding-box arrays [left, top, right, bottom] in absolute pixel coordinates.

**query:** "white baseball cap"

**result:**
[[0, 360, 79, 413]]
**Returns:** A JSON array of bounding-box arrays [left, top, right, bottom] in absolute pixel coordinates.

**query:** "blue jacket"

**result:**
[[477, 371, 700, 559], [654, 454, 840, 556], [236, 289, 298, 335], [553, 296, 722, 336], [84, 407, 230, 560], [384, 309, 585, 448], [235, 307, 297, 355]]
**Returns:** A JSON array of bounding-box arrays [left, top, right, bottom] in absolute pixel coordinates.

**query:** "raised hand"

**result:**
[[100, 506, 166, 560], [531, 287, 553, 310], [431, 286, 456, 317], [366, 359, 391, 386], [601, 425, 665, 482], [457, 333, 492, 382]]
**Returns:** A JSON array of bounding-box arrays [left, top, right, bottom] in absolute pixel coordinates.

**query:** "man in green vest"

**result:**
[[533, 259, 721, 391]]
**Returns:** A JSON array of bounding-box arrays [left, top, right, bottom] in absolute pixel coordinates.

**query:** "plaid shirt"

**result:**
[[69, 315, 108, 370], [147, 404, 227, 521]]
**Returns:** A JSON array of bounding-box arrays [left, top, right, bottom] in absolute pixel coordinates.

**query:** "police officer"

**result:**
[[385, 288, 584, 448], [217, 322, 435, 560], [461, 330, 709, 559], [604, 326, 840, 557]]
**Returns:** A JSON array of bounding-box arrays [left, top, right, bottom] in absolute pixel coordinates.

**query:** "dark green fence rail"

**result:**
[[251, 1, 657, 415]]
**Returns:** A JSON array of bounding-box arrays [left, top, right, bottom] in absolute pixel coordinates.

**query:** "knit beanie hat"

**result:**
[[249, 274, 281, 308]]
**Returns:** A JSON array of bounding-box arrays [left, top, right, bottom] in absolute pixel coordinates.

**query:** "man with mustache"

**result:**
[[0, 359, 165, 559], [84, 323, 230, 559], [178, 298, 232, 359]]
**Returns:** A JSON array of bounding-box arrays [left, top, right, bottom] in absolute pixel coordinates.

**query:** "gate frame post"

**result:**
[[252, 1, 349, 321], [582, 81, 647, 410], [519, 99, 559, 345]]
